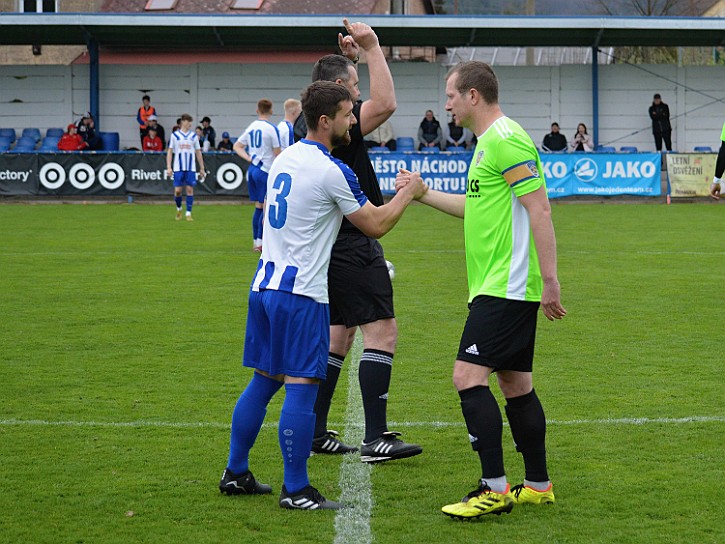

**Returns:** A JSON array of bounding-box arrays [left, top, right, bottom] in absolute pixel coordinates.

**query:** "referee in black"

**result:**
[[294, 19, 422, 462]]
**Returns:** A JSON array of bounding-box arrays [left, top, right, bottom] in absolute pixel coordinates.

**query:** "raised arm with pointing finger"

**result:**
[[338, 18, 396, 135]]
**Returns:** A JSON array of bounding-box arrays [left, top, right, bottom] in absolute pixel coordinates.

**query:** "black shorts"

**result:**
[[328, 234, 394, 327], [457, 295, 539, 371]]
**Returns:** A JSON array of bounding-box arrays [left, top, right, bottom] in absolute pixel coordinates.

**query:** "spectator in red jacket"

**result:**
[[142, 126, 164, 152], [58, 124, 88, 151]]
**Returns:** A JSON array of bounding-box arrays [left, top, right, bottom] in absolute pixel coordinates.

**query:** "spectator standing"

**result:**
[[649, 93, 672, 151], [166, 113, 205, 221], [217, 131, 233, 152], [364, 119, 396, 150], [542, 122, 567, 152], [709, 120, 725, 200], [58, 124, 88, 151], [278, 98, 302, 151], [137, 95, 157, 145], [417, 109, 443, 150], [201, 116, 216, 149], [142, 126, 164, 152], [146, 115, 166, 150], [396, 60, 566, 520], [234, 99, 282, 251], [570, 123, 593, 152], [445, 114, 471, 150]]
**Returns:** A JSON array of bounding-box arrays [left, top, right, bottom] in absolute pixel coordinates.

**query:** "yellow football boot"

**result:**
[[508, 483, 555, 505], [442, 483, 513, 520]]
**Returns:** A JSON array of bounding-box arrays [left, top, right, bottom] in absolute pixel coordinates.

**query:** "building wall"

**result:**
[[0, 61, 722, 151]]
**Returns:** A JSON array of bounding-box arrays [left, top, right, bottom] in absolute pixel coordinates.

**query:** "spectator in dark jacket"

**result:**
[[77, 113, 102, 150], [542, 122, 567, 152], [417, 109, 442, 150], [217, 131, 233, 152], [201, 116, 216, 149], [649, 93, 672, 151]]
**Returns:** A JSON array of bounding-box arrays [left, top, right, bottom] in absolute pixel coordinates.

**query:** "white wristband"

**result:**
[[714, 177, 722, 185]]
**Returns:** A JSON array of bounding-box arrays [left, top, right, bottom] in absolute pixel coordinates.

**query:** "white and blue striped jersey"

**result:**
[[251, 139, 368, 303], [239, 119, 281, 173], [168, 130, 200, 172], [277, 120, 295, 150]]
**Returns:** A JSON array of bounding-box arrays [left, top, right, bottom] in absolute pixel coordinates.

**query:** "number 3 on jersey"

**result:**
[[268, 172, 291, 229]]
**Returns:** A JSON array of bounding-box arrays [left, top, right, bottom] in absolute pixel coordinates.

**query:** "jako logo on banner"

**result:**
[[574, 158, 598, 182], [39, 161, 125, 190]]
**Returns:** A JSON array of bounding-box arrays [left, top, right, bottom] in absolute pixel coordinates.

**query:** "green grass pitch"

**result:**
[[0, 201, 723, 543]]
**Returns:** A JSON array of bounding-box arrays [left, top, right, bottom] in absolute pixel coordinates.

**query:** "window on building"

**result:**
[[231, 0, 263, 9], [21, 0, 57, 12], [144, 0, 178, 10]]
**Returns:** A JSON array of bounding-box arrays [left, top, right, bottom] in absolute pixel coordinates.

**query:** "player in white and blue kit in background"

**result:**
[[219, 81, 423, 510], [234, 99, 282, 251], [166, 113, 205, 221], [277, 98, 301, 151]]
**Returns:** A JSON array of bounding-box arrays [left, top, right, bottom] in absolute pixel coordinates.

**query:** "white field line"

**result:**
[[333, 335, 372, 544], [1, 415, 723, 430]]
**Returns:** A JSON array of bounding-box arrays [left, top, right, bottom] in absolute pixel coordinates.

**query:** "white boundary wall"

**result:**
[[0, 62, 723, 152]]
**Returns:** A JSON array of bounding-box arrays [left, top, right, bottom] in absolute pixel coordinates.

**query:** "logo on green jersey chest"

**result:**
[[466, 178, 480, 196]]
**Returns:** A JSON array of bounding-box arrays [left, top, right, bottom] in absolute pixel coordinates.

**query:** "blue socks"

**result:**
[[227, 373, 283, 474], [174, 196, 182, 209], [252, 206, 263, 241], [279, 382, 319, 494], [186, 195, 194, 213]]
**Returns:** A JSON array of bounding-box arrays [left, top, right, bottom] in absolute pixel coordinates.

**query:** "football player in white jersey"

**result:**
[[219, 80, 422, 511], [166, 113, 205, 221], [234, 99, 282, 251], [277, 98, 301, 151]]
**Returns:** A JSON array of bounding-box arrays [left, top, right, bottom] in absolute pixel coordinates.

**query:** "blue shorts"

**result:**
[[173, 171, 197, 187], [243, 289, 330, 379], [247, 164, 268, 203]]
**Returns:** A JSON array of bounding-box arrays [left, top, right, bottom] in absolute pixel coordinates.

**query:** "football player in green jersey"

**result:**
[[396, 61, 566, 520]]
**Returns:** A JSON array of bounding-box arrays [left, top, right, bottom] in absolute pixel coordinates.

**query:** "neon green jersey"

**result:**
[[464, 116, 546, 303], [721, 121, 725, 141]]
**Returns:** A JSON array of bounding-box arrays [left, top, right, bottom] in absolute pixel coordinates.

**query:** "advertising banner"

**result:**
[[0, 153, 38, 195], [0, 152, 248, 197], [665, 153, 717, 198], [372, 152, 661, 198], [36, 153, 127, 196]]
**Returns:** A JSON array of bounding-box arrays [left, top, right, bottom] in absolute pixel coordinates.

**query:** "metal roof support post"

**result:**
[[83, 34, 100, 129], [592, 46, 599, 148]]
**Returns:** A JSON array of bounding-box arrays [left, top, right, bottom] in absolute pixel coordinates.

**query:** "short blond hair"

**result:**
[[284, 98, 301, 115]]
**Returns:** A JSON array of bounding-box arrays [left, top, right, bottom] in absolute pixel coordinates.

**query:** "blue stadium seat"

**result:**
[[0, 136, 13, 150], [446, 146, 466, 152], [45, 128, 65, 138], [419, 146, 440, 153], [368, 146, 390, 153], [597, 146, 616, 153], [619, 146, 638, 153], [693, 146, 712, 152], [21, 128, 41, 143], [396, 137, 415, 151], [0, 128, 16, 142], [13, 137, 37, 151]]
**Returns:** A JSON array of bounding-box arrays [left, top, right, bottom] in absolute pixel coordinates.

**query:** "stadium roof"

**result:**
[[1, 13, 724, 49]]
